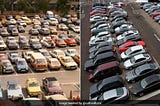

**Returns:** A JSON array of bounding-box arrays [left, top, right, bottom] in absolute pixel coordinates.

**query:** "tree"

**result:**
[[55, 0, 71, 16], [34, 0, 50, 13], [0, 0, 5, 14]]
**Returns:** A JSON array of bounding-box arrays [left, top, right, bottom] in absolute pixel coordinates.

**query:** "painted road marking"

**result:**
[[154, 34, 160, 42]]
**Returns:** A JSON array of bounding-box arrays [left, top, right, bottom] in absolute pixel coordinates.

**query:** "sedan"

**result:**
[[120, 45, 146, 60], [117, 34, 141, 46], [30, 40, 42, 50], [1, 59, 14, 74], [123, 53, 151, 69], [48, 58, 61, 70], [89, 75, 124, 98], [55, 38, 67, 47], [42, 77, 63, 95], [0, 28, 9, 37], [64, 49, 78, 57], [29, 28, 39, 35], [64, 38, 77, 46], [7, 80, 23, 100], [91, 87, 129, 104], [7, 41, 19, 50], [118, 41, 145, 53], [59, 56, 78, 70], [8, 52, 21, 63], [26, 78, 42, 96], [39, 28, 50, 35], [15, 58, 29, 73], [130, 74, 160, 96], [126, 63, 159, 83], [17, 25, 25, 33], [49, 49, 65, 59]]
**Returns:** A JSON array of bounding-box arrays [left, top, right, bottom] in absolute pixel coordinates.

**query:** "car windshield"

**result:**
[[48, 81, 60, 87], [9, 84, 19, 90], [116, 88, 124, 96], [63, 58, 72, 63], [18, 60, 25, 65], [130, 57, 135, 63], [135, 67, 142, 75], [51, 60, 59, 64], [29, 82, 39, 87], [92, 67, 98, 76], [12, 54, 18, 58], [124, 48, 132, 55], [36, 59, 45, 64], [141, 79, 148, 89]]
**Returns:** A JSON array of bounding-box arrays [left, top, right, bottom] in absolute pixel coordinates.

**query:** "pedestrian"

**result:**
[[67, 30, 69, 35]]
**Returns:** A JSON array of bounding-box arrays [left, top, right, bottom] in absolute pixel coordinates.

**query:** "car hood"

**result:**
[[28, 86, 41, 92], [89, 83, 99, 98], [131, 82, 143, 95], [124, 59, 132, 69], [84, 59, 94, 70], [121, 52, 128, 59]]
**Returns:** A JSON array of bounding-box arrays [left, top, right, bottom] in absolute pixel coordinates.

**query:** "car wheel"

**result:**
[[139, 93, 144, 97]]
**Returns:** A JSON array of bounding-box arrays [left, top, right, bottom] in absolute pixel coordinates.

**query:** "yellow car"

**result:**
[[26, 78, 42, 96], [59, 56, 78, 70], [50, 27, 57, 35]]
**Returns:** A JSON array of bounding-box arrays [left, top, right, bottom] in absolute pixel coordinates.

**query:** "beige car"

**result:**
[[59, 56, 78, 70], [48, 58, 61, 70]]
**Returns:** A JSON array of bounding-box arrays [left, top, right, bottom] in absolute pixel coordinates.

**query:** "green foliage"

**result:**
[[55, 0, 71, 16]]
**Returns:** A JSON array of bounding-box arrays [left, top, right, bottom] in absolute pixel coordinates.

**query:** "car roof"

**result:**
[[95, 51, 115, 60], [101, 75, 123, 85], [97, 61, 119, 71], [144, 74, 160, 85], [129, 45, 143, 51]]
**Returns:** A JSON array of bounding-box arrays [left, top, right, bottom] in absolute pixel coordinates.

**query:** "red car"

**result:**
[[151, 12, 160, 19], [118, 41, 145, 53], [55, 38, 67, 47], [90, 10, 106, 16], [64, 38, 77, 46]]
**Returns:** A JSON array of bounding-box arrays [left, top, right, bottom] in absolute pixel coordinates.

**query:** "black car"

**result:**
[[89, 75, 124, 98], [89, 41, 113, 53], [84, 51, 116, 71], [130, 74, 160, 96], [117, 34, 141, 46], [89, 45, 113, 59], [126, 63, 159, 83]]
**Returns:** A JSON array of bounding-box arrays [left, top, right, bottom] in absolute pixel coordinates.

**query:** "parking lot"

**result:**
[[0, 12, 80, 105], [81, 1, 160, 103]]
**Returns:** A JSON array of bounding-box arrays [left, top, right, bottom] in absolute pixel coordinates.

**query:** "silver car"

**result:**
[[15, 58, 29, 73], [91, 87, 129, 104], [7, 80, 23, 100]]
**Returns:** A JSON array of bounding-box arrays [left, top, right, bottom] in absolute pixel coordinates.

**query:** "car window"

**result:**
[[29, 82, 39, 87], [141, 79, 148, 88], [131, 49, 142, 55], [135, 58, 145, 63]]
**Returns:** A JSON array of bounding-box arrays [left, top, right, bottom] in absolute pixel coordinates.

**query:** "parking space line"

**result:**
[[154, 34, 160, 42]]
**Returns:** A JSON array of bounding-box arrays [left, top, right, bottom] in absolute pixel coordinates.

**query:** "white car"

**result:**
[[123, 53, 151, 69], [7, 80, 23, 100], [89, 36, 113, 46], [121, 45, 146, 60], [115, 24, 133, 34], [64, 49, 78, 57], [49, 49, 65, 59], [117, 30, 139, 41]]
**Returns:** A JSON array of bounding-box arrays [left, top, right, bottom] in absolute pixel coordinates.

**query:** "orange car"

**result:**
[[55, 38, 67, 47], [64, 38, 77, 46]]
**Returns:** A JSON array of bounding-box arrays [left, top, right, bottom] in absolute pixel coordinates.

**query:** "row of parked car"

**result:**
[[84, 2, 160, 104], [0, 77, 67, 101], [140, 2, 160, 23], [0, 48, 80, 74], [0, 33, 80, 50]]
